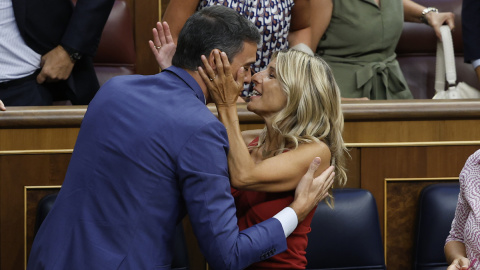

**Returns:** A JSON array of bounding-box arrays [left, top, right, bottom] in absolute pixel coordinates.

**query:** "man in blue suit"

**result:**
[[462, 0, 480, 82], [27, 6, 333, 270]]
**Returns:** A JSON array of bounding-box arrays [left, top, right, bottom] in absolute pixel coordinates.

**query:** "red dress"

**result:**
[[231, 137, 317, 269]]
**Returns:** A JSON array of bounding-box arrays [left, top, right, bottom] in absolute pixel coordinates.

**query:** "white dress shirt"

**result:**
[[0, 0, 40, 82]]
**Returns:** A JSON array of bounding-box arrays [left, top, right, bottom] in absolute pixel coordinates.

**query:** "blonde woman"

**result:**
[[199, 49, 347, 269]]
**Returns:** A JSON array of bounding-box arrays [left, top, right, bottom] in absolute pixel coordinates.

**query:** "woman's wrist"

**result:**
[[216, 104, 239, 123], [420, 7, 438, 25]]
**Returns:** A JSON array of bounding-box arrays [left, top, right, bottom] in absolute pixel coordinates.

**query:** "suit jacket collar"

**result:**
[[163, 66, 206, 105]]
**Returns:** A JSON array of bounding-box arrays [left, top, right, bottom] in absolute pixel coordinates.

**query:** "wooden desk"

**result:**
[[1, 100, 480, 270]]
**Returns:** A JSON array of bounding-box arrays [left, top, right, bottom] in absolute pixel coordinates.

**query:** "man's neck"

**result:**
[[186, 69, 210, 102]]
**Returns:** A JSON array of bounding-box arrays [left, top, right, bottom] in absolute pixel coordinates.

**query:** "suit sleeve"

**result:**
[[462, 0, 480, 63], [61, 0, 115, 56], [176, 121, 287, 270]]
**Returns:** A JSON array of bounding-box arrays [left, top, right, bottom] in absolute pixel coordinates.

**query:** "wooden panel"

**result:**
[[385, 179, 457, 270], [344, 119, 480, 144], [0, 128, 79, 151], [344, 148, 361, 188], [161, 0, 169, 18], [182, 217, 207, 270], [25, 187, 61, 265], [0, 153, 71, 270], [2, 100, 480, 270], [360, 146, 477, 269], [134, 0, 160, 75]]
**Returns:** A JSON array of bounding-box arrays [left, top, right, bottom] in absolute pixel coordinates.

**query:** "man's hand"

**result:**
[[149, 21, 177, 70], [36, 45, 75, 84], [290, 157, 335, 222], [0, 100, 5, 111]]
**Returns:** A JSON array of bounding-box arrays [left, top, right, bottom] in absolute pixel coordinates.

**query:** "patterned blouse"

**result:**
[[197, 0, 294, 96], [446, 149, 480, 264]]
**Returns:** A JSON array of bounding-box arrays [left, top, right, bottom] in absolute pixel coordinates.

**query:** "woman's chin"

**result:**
[[246, 101, 258, 113]]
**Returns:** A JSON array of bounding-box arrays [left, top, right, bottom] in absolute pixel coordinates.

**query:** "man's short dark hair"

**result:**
[[172, 5, 260, 70]]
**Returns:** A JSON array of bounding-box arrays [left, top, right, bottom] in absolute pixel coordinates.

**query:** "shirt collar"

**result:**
[[162, 66, 206, 104]]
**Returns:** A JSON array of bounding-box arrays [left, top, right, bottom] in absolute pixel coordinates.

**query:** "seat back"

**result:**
[[413, 183, 460, 270], [93, 0, 136, 86], [306, 188, 386, 270], [34, 193, 58, 236], [34, 192, 189, 269], [395, 0, 480, 99]]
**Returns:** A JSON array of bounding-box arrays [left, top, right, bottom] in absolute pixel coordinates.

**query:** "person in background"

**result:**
[[462, 0, 480, 84], [444, 149, 480, 270], [311, 0, 454, 100], [0, 0, 115, 107], [27, 6, 335, 270], [161, 0, 313, 99]]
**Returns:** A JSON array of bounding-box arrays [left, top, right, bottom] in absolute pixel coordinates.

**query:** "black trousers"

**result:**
[[0, 72, 69, 106]]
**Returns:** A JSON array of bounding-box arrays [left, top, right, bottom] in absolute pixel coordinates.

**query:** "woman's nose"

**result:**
[[251, 70, 263, 84]]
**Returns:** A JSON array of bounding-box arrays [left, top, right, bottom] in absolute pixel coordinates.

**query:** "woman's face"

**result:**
[[247, 59, 287, 118]]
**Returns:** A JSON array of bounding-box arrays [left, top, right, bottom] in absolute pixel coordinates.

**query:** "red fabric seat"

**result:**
[[93, 0, 136, 86]]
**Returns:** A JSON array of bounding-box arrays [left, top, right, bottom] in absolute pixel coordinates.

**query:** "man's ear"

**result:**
[[207, 49, 218, 71]]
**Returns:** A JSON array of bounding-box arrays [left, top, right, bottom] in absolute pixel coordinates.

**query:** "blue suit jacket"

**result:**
[[462, 0, 480, 63], [27, 67, 286, 270]]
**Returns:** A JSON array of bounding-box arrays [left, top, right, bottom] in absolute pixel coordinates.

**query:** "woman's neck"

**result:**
[[262, 124, 282, 158]]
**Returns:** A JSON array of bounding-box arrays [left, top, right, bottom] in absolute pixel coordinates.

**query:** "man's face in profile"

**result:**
[[228, 41, 257, 84]]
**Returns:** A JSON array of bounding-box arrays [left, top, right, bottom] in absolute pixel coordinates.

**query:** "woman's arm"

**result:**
[[445, 185, 470, 269], [403, 0, 454, 39], [199, 51, 331, 192], [445, 241, 470, 270], [162, 0, 199, 43], [310, 0, 333, 51], [288, 0, 313, 52]]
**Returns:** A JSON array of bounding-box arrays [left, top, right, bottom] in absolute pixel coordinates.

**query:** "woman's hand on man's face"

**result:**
[[198, 50, 245, 107]]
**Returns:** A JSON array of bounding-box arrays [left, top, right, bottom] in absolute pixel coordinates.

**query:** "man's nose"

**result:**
[[244, 69, 253, 84]]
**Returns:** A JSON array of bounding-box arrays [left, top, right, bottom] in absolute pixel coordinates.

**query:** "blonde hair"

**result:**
[[255, 49, 348, 205]]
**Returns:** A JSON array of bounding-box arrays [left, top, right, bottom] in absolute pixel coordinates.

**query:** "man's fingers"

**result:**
[[317, 167, 335, 202], [36, 71, 46, 84], [306, 157, 322, 177], [316, 166, 335, 190], [324, 167, 335, 186]]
